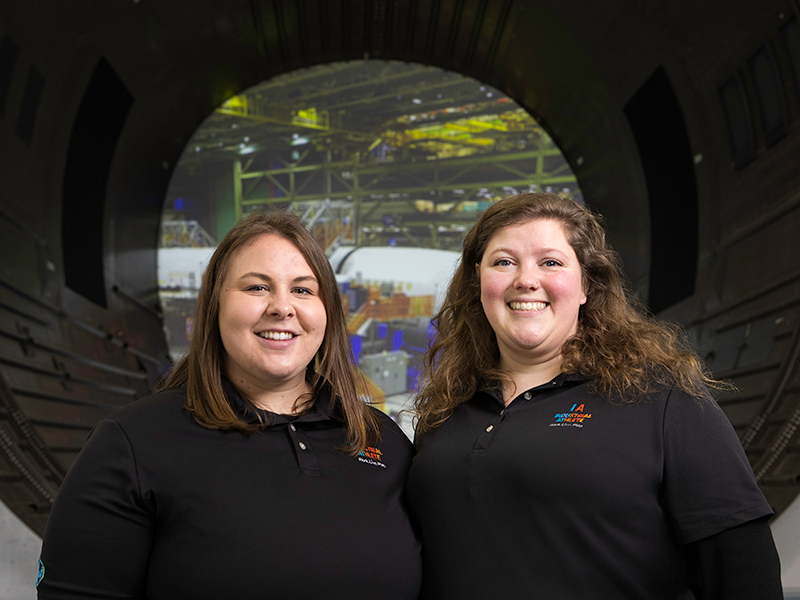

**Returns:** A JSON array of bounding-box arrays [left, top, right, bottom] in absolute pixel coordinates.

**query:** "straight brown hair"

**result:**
[[161, 211, 381, 454]]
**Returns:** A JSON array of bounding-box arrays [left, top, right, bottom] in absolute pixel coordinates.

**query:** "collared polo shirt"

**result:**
[[39, 384, 422, 600], [408, 374, 772, 600]]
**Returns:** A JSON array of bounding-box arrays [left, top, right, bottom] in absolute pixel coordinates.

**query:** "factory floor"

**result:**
[[0, 498, 39, 600], [382, 392, 416, 441]]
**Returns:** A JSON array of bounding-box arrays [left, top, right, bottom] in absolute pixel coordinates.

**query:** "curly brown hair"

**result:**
[[161, 210, 381, 454], [413, 192, 720, 432]]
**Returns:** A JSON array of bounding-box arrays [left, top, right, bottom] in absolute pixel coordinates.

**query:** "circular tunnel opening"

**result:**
[[157, 60, 581, 427]]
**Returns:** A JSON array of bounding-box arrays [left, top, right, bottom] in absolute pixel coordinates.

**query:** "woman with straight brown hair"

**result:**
[[38, 211, 421, 600], [408, 192, 782, 599]]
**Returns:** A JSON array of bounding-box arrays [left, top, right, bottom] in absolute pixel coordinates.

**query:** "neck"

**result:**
[[500, 355, 563, 405], [236, 379, 312, 415]]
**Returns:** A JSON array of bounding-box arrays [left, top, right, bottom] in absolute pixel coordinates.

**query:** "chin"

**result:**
[[510, 335, 546, 349]]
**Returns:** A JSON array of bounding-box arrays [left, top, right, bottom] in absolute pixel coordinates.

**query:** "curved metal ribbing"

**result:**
[[0, 360, 65, 482], [0, 425, 56, 504], [743, 322, 800, 453]]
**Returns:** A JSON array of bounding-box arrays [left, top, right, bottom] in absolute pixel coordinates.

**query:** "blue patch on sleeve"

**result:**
[[37, 559, 44, 587]]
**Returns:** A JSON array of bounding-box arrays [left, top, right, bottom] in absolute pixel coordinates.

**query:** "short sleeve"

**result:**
[[662, 390, 773, 545], [38, 419, 155, 599]]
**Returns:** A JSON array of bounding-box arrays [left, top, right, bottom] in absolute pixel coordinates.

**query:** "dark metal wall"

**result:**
[[1, 0, 800, 535]]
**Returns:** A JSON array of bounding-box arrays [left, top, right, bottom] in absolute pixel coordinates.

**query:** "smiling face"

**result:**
[[479, 218, 587, 371], [218, 233, 327, 401]]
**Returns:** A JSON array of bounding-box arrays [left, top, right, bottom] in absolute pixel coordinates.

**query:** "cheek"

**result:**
[[218, 295, 257, 338], [551, 275, 586, 306], [308, 302, 328, 335], [313, 317, 327, 336], [479, 272, 506, 302], [219, 299, 242, 327], [217, 298, 231, 331]]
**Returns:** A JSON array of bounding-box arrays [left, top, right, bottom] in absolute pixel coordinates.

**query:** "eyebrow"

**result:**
[[487, 246, 569, 257], [238, 272, 318, 284]]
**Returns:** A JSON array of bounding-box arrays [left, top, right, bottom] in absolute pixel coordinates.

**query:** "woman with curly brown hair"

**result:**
[[408, 193, 782, 599]]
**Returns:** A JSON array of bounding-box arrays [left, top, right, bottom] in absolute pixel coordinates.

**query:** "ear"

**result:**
[[580, 281, 588, 305]]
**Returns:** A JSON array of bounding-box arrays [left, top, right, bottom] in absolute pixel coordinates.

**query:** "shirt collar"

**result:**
[[481, 372, 589, 404], [221, 378, 342, 426]]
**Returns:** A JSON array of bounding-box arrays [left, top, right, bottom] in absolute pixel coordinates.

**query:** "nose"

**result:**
[[515, 264, 540, 291], [267, 289, 294, 318]]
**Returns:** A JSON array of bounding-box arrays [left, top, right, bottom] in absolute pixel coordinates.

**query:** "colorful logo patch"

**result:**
[[550, 403, 593, 428], [37, 559, 45, 587], [357, 446, 386, 468]]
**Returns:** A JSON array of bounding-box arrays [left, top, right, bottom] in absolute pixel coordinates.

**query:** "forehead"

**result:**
[[226, 233, 315, 274], [485, 218, 574, 251]]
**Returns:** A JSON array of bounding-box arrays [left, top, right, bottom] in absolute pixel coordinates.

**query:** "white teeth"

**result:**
[[509, 301, 547, 311], [257, 331, 295, 340]]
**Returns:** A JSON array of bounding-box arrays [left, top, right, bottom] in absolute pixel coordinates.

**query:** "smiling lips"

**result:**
[[256, 331, 297, 341], [508, 301, 548, 311]]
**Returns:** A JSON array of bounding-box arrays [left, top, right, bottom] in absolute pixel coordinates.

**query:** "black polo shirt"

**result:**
[[407, 374, 772, 600], [39, 384, 421, 600]]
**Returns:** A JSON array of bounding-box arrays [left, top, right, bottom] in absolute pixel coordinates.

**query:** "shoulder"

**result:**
[[102, 386, 190, 432], [369, 406, 414, 454], [60, 391, 190, 484], [655, 385, 721, 417], [601, 377, 713, 412], [659, 386, 734, 430]]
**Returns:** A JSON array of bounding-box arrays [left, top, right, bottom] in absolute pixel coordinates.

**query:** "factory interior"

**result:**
[[2, 0, 800, 596]]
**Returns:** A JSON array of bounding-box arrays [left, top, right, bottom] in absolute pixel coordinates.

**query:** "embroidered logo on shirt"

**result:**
[[550, 403, 593, 428], [37, 559, 44, 587], [357, 446, 386, 468]]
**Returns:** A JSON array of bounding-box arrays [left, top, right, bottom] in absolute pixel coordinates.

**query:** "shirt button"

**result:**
[[500, 409, 505, 416], [524, 392, 532, 400], [485, 425, 494, 432], [298, 442, 307, 451], [289, 424, 296, 432], [552, 381, 557, 385]]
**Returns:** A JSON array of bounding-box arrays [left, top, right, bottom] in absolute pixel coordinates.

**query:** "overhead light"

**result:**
[[238, 145, 258, 155], [244, 136, 250, 142], [412, 98, 422, 104], [194, 146, 201, 152], [291, 136, 309, 146]]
